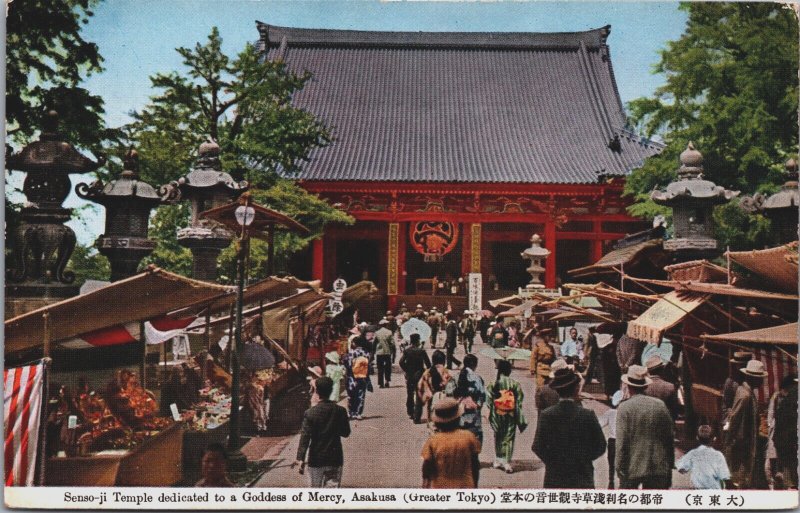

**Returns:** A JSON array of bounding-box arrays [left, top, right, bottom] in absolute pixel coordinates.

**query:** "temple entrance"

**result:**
[[336, 239, 381, 286], [404, 241, 462, 294], [556, 239, 592, 287], [489, 241, 531, 290]]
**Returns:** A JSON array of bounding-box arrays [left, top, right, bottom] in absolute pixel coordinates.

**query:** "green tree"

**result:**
[[6, 0, 114, 149], [626, 2, 798, 249], [128, 27, 352, 281]]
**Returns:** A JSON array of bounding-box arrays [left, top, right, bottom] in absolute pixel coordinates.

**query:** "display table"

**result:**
[[45, 422, 184, 486]]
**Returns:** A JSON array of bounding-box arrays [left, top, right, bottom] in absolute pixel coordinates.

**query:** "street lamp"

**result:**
[[200, 192, 309, 471]]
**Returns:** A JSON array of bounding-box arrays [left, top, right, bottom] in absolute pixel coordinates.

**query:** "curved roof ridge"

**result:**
[[256, 21, 611, 50]]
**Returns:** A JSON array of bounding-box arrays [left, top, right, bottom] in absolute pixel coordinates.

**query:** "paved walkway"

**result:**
[[253, 336, 690, 489]]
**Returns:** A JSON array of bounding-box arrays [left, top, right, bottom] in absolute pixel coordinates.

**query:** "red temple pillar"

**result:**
[[311, 238, 324, 282], [591, 219, 604, 263], [544, 221, 557, 288]]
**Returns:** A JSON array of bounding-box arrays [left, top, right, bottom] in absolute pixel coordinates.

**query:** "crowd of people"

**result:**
[[199, 308, 796, 492]]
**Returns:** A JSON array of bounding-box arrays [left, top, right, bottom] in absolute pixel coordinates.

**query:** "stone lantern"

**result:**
[[76, 149, 165, 281], [762, 158, 799, 244], [651, 142, 738, 260], [520, 234, 550, 290], [164, 139, 247, 281], [6, 110, 105, 315]]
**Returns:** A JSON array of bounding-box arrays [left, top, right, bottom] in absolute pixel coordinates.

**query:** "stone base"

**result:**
[[4, 291, 77, 319]]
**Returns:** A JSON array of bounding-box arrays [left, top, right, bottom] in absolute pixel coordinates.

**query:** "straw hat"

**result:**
[[378, 318, 389, 326], [621, 365, 652, 388], [550, 368, 580, 390], [416, 304, 423, 309], [325, 351, 340, 365], [431, 397, 464, 423], [645, 355, 665, 371], [549, 358, 569, 379], [730, 351, 753, 364], [740, 359, 768, 378]]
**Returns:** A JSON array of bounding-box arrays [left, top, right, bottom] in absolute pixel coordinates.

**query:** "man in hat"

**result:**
[[444, 313, 462, 370], [616, 365, 674, 489], [421, 397, 481, 488], [722, 351, 752, 423], [374, 319, 395, 388], [414, 304, 426, 322], [535, 359, 562, 412], [644, 356, 680, 421], [723, 359, 768, 489], [532, 367, 606, 488], [459, 311, 476, 354], [428, 307, 442, 348], [399, 333, 431, 423]]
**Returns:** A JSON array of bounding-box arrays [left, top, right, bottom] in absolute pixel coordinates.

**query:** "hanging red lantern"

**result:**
[[410, 221, 459, 262]]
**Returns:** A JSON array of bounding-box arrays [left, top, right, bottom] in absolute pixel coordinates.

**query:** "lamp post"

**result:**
[[200, 193, 309, 472]]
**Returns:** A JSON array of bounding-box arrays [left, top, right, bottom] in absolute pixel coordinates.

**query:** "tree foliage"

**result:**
[[6, 0, 114, 149], [625, 3, 798, 249], [127, 27, 352, 282]]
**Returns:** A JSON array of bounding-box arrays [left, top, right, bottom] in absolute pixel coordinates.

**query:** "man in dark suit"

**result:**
[[294, 377, 351, 487], [399, 333, 431, 423], [532, 367, 607, 488], [444, 314, 461, 370]]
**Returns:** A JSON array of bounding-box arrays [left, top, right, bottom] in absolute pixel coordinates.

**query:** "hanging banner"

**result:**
[[410, 221, 459, 262], [4, 360, 47, 486], [468, 273, 482, 313]]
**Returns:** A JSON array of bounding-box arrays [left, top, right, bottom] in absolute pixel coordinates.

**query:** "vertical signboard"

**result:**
[[468, 272, 482, 313]]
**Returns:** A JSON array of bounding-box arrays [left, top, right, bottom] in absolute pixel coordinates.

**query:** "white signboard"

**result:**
[[329, 278, 347, 316], [332, 278, 347, 294], [468, 273, 482, 313]]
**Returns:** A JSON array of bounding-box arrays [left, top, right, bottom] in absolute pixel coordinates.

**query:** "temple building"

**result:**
[[258, 23, 662, 308]]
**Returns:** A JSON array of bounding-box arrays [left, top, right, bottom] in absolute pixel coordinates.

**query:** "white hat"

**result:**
[[621, 365, 652, 388], [740, 359, 768, 378]]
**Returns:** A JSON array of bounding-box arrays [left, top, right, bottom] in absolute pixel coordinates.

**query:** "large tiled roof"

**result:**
[[257, 23, 663, 184]]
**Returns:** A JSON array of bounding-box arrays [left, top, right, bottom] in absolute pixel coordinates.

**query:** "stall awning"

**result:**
[[727, 242, 798, 294], [200, 276, 322, 316], [497, 301, 537, 318], [627, 291, 708, 344], [4, 267, 233, 354], [701, 323, 798, 346], [626, 277, 799, 301], [569, 239, 662, 277]]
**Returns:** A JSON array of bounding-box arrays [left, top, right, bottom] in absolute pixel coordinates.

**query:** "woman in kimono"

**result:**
[[486, 359, 527, 474], [454, 354, 486, 444], [324, 351, 345, 402], [417, 350, 453, 427]]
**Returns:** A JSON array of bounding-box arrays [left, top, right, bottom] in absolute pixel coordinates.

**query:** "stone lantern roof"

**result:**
[[651, 142, 739, 205], [76, 150, 162, 206], [6, 110, 106, 174], [175, 139, 248, 193], [763, 158, 799, 211]]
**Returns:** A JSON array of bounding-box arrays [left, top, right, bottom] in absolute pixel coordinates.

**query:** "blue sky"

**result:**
[[10, 1, 689, 245]]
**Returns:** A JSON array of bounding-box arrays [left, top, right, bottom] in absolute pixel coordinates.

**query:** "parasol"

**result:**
[[240, 342, 276, 370], [400, 317, 432, 342], [479, 346, 532, 361]]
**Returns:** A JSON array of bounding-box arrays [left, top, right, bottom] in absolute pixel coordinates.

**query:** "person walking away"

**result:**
[[418, 350, 453, 427], [767, 375, 798, 489], [584, 326, 600, 384], [477, 313, 491, 345], [644, 356, 681, 421], [722, 351, 752, 424], [294, 377, 351, 487], [459, 312, 476, 354], [421, 398, 481, 488], [489, 319, 509, 349], [599, 332, 622, 400], [399, 334, 432, 423], [560, 327, 582, 366], [677, 425, 730, 489], [324, 351, 345, 402], [454, 354, 486, 446], [195, 443, 236, 487], [444, 314, 462, 370], [374, 320, 395, 388], [243, 370, 267, 434], [343, 339, 370, 420], [599, 390, 623, 489], [723, 359, 768, 489], [615, 365, 674, 489], [486, 359, 527, 473], [428, 308, 441, 348], [532, 367, 606, 488], [535, 361, 562, 413], [531, 336, 556, 387]]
